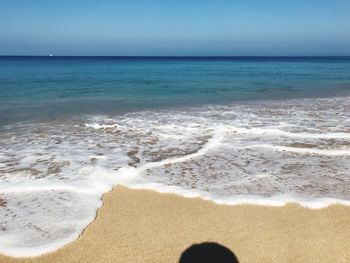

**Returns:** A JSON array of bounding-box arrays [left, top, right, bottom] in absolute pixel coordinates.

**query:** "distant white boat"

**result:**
[[49, 54, 53, 57]]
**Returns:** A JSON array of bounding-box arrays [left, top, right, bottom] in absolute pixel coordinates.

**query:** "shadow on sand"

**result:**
[[179, 242, 239, 263]]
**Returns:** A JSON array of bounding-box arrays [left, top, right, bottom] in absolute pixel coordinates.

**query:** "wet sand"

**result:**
[[1, 186, 350, 263]]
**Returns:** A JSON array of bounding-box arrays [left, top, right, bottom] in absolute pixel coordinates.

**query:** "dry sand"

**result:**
[[1, 186, 349, 263]]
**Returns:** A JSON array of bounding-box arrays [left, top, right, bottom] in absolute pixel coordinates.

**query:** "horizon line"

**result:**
[[1, 55, 350, 58]]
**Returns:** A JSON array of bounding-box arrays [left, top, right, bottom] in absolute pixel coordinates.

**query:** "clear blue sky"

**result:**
[[1, 0, 350, 56]]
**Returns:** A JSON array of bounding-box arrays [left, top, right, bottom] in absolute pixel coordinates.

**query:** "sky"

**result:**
[[0, 0, 350, 56]]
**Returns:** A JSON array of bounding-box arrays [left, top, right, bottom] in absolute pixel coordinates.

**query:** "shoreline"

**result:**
[[122, 183, 350, 209], [1, 186, 349, 263]]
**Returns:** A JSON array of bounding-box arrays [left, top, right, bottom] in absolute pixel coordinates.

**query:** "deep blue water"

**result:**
[[1, 56, 350, 125]]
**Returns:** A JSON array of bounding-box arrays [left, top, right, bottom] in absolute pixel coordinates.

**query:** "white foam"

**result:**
[[1, 96, 350, 257], [116, 176, 350, 209], [238, 144, 350, 156], [84, 123, 118, 130], [228, 127, 350, 139]]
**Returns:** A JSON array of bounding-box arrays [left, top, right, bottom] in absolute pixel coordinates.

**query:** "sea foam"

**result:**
[[0, 96, 350, 257]]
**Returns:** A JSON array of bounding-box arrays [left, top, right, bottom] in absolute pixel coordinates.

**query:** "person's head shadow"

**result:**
[[179, 242, 239, 263]]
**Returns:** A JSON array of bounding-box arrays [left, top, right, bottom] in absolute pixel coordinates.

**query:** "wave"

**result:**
[[0, 96, 350, 257]]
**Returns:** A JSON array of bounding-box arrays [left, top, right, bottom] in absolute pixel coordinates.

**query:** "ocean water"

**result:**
[[1, 56, 350, 256]]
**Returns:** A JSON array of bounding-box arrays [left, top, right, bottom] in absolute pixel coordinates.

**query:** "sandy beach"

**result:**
[[0, 186, 349, 263], [2, 2, 350, 261]]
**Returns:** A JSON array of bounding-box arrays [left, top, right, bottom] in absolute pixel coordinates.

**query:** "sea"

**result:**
[[0, 56, 350, 256]]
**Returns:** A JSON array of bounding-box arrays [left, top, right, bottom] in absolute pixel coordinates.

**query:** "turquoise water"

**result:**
[[1, 56, 350, 125], [1, 56, 350, 256]]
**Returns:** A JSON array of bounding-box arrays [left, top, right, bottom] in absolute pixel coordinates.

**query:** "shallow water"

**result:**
[[0, 57, 350, 256], [1, 56, 350, 125]]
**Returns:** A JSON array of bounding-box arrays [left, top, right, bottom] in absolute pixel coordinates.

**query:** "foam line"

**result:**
[[238, 144, 350, 156], [111, 130, 350, 209], [84, 123, 118, 129], [118, 180, 350, 209], [113, 131, 221, 183], [228, 127, 350, 139], [140, 131, 221, 170]]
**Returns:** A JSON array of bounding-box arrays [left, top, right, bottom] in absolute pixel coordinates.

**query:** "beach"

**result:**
[[1, 57, 350, 261], [2, 0, 350, 260], [1, 186, 349, 263], [2, 1, 350, 261]]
